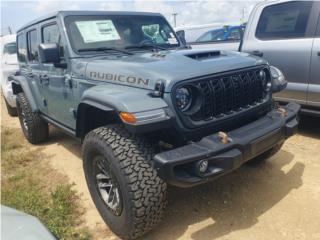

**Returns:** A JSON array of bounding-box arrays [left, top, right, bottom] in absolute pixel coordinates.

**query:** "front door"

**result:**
[[243, 1, 317, 105], [39, 21, 76, 129], [308, 14, 320, 107]]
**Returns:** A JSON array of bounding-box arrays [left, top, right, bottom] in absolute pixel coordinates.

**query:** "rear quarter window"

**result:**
[[256, 1, 313, 40], [27, 29, 39, 63], [17, 33, 27, 62]]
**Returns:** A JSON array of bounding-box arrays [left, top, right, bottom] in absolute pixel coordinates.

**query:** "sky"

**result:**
[[1, 0, 262, 35]]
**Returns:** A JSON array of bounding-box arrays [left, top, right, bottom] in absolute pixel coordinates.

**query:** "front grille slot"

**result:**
[[191, 67, 268, 121]]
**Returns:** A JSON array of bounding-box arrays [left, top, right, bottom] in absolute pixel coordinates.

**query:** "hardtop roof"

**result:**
[[17, 10, 163, 33]]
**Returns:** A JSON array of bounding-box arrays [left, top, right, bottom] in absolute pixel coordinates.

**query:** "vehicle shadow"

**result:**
[[298, 115, 320, 139], [42, 121, 308, 240], [43, 126, 82, 158], [143, 150, 304, 240]]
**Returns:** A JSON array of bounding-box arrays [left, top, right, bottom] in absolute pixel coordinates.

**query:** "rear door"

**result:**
[[242, 1, 318, 105], [25, 27, 47, 113], [308, 12, 320, 107]]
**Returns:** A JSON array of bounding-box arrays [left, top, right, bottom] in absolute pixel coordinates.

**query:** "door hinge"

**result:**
[[70, 108, 77, 119], [65, 75, 74, 89]]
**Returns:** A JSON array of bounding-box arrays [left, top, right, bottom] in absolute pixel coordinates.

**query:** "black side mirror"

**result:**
[[39, 43, 60, 64], [176, 30, 186, 45]]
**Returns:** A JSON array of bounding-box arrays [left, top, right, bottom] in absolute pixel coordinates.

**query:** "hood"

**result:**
[[81, 49, 267, 92]]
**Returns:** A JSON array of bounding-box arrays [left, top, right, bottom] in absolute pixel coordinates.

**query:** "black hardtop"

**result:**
[[17, 10, 163, 33]]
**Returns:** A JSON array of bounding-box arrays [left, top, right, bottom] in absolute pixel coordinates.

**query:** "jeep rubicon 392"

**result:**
[[12, 11, 300, 239]]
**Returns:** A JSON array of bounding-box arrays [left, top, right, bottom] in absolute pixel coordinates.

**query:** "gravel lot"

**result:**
[[2, 100, 320, 240]]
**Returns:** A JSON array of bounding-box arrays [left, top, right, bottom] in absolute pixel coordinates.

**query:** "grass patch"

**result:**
[[1, 128, 90, 240]]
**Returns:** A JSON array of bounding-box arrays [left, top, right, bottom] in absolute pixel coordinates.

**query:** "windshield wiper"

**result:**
[[78, 47, 133, 55], [125, 44, 168, 51]]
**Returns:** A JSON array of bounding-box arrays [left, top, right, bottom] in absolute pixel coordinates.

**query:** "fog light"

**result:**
[[198, 160, 208, 173]]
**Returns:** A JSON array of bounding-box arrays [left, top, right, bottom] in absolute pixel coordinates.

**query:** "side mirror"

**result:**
[[39, 43, 60, 64], [270, 66, 287, 93], [176, 30, 186, 45]]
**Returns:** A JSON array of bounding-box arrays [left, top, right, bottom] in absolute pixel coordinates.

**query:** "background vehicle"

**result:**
[[175, 22, 239, 42], [12, 11, 299, 240], [1, 34, 18, 116], [190, 25, 245, 50], [241, 0, 320, 115], [1, 205, 57, 240]]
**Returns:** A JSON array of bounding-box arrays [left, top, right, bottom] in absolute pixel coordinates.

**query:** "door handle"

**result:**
[[252, 50, 264, 57], [40, 75, 50, 85], [317, 51, 320, 57], [27, 72, 34, 78]]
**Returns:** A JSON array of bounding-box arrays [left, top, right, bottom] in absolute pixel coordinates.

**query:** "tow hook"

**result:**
[[218, 131, 232, 144], [277, 107, 287, 117]]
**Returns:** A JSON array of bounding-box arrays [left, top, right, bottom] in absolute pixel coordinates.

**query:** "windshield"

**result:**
[[3, 42, 17, 55], [65, 15, 180, 53]]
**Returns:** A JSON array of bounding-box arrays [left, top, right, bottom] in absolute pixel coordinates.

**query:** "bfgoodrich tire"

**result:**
[[82, 125, 167, 240], [16, 93, 48, 144], [4, 98, 17, 117]]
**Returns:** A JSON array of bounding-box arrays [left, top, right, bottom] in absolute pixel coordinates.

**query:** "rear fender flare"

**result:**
[[11, 75, 38, 111]]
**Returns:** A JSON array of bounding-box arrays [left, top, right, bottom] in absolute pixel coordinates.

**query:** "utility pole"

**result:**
[[8, 26, 12, 34], [241, 8, 246, 24], [172, 13, 178, 27]]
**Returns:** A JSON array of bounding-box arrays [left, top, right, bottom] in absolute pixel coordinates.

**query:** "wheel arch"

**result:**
[[11, 75, 38, 112], [76, 100, 122, 139]]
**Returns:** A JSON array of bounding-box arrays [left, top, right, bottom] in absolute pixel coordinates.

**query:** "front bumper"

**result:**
[[154, 102, 300, 187]]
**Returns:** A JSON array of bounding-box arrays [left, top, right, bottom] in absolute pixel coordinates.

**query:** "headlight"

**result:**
[[176, 87, 192, 111], [259, 68, 271, 92], [270, 66, 287, 93]]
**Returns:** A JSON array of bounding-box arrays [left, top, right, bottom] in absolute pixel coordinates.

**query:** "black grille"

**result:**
[[190, 67, 268, 121]]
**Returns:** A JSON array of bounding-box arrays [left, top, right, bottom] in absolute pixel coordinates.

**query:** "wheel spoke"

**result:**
[[95, 156, 122, 215]]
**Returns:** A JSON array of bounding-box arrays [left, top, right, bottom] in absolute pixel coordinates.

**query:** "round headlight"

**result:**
[[259, 69, 271, 91], [176, 87, 192, 111]]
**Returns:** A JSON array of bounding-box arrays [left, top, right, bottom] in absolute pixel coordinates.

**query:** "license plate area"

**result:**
[[250, 128, 284, 156]]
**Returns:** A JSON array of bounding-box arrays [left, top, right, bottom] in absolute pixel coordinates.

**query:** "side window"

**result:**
[[317, 15, 320, 37], [27, 30, 39, 63], [3, 42, 17, 55], [210, 30, 226, 41], [228, 28, 241, 40], [196, 32, 213, 42], [42, 23, 64, 57], [17, 34, 27, 62], [256, 1, 313, 40]]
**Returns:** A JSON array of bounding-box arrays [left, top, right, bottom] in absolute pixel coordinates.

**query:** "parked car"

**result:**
[[186, 25, 244, 51], [1, 34, 18, 116], [241, 0, 320, 115], [12, 11, 299, 240], [1, 205, 56, 240], [196, 25, 245, 42], [175, 22, 239, 42]]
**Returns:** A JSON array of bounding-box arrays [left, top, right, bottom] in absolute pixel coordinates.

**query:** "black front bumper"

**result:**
[[153, 102, 300, 187]]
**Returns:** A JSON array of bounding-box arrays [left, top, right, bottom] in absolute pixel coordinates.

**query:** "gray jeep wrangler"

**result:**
[[12, 11, 300, 239]]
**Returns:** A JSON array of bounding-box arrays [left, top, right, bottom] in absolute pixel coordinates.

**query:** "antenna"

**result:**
[[172, 13, 178, 27]]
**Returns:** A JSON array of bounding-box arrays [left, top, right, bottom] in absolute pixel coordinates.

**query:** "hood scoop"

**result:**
[[185, 50, 221, 61]]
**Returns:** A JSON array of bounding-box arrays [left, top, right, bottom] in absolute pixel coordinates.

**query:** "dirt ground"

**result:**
[[2, 99, 320, 240]]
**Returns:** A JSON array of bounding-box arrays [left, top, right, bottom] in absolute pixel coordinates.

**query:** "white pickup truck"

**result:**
[[183, 0, 320, 115]]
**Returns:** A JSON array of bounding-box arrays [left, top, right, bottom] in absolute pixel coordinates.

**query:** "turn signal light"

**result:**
[[120, 112, 136, 124]]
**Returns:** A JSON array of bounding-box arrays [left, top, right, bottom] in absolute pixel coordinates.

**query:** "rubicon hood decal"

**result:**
[[89, 71, 150, 87]]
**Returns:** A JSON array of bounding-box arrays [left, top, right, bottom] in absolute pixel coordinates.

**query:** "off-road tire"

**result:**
[[4, 98, 17, 116], [246, 142, 284, 166], [82, 125, 167, 240], [16, 93, 48, 144]]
